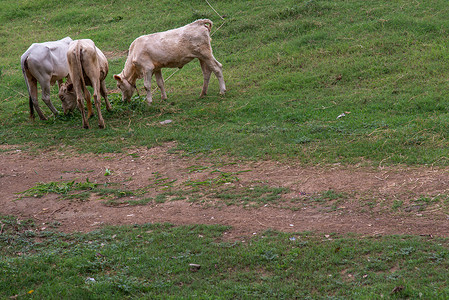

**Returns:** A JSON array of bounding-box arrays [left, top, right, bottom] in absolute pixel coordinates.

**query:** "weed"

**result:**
[[392, 200, 404, 211], [18, 179, 147, 205], [185, 169, 249, 187], [186, 165, 210, 173], [155, 194, 168, 203], [212, 185, 289, 207], [310, 190, 347, 203], [18, 180, 97, 199], [62, 191, 91, 202], [150, 172, 177, 189]]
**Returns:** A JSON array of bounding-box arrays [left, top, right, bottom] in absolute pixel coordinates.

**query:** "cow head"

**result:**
[[58, 82, 77, 114], [113, 74, 135, 102]]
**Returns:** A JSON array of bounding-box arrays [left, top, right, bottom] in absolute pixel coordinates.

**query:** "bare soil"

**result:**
[[2, 143, 449, 239]]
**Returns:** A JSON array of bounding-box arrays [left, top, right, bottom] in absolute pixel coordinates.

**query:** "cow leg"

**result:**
[[41, 82, 60, 117], [154, 70, 167, 100], [77, 95, 89, 129], [92, 80, 105, 129], [203, 56, 226, 95], [94, 92, 105, 129], [26, 74, 47, 120], [143, 69, 154, 105], [100, 79, 112, 111], [199, 59, 212, 98], [73, 82, 89, 129]]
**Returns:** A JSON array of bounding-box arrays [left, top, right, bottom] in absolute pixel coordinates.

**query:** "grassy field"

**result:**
[[2, 0, 449, 164], [2, 215, 449, 299], [2, 0, 449, 298]]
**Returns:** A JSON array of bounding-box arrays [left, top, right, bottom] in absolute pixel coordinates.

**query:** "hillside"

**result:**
[[1, 0, 449, 165]]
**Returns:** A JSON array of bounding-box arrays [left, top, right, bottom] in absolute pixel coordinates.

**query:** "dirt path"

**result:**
[[2, 143, 449, 239]]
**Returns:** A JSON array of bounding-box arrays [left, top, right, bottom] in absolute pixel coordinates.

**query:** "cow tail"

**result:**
[[74, 42, 87, 99], [29, 95, 34, 118], [20, 53, 34, 119]]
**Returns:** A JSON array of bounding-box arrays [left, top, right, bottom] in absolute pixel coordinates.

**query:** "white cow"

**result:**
[[58, 39, 112, 129], [20, 37, 73, 120], [114, 19, 226, 105]]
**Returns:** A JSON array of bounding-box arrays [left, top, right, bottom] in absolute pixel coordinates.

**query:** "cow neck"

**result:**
[[122, 66, 138, 86]]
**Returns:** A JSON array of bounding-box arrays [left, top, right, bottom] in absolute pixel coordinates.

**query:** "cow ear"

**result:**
[[67, 83, 74, 92], [113, 74, 122, 82]]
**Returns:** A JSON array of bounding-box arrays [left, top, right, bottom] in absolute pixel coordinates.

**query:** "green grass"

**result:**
[[2, 215, 449, 299], [18, 179, 146, 203], [18, 179, 99, 199], [1, 0, 449, 165]]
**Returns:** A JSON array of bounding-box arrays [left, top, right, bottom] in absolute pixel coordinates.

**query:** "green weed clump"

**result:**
[[18, 179, 146, 203], [19, 179, 99, 199]]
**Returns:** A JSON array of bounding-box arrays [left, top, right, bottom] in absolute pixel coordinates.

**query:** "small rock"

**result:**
[[189, 263, 201, 272], [160, 119, 173, 125]]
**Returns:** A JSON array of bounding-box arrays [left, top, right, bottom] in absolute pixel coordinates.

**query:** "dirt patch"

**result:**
[[2, 143, 449, 239], [103, 50, 127, 60]]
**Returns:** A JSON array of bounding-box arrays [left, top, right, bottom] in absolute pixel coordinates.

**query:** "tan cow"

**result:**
[[113, 19, 226, 105], [58, 39, 112, 129]]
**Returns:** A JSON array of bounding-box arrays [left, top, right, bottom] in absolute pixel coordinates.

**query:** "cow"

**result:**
[[20, 37, 73, 120], [113, 19, 226, 105], [58, 39, 112, 129]]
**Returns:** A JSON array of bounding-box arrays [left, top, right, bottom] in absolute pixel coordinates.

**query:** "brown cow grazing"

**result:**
[[113, 19, 226, 105], [58, 39, 112, 129]]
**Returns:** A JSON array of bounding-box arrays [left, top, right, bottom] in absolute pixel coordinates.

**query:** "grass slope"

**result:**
[[1, 0, 449, 164]]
